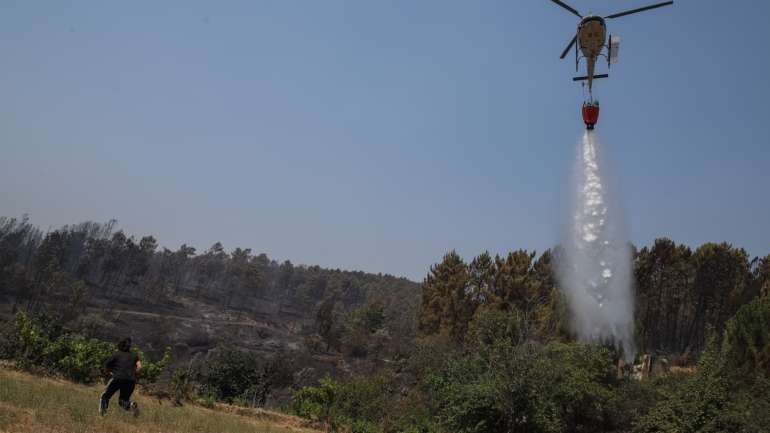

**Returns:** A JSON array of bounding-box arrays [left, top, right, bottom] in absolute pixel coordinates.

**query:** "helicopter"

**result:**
[[549, 0, 673, 129]]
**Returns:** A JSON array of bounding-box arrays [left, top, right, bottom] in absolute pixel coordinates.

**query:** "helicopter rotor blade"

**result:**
[[604, 1, 673, 19], [549, 0, 582, 18], [560, 34, 578, 59]]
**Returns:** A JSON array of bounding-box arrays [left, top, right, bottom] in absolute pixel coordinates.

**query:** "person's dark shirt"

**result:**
[[105, 351, 139, 381]]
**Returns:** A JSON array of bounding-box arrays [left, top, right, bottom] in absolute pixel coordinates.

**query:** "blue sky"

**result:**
[[1, 1, 768, 280]]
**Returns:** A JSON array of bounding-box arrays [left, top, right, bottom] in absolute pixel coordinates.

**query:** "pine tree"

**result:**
[[419, 250, 472, 340]]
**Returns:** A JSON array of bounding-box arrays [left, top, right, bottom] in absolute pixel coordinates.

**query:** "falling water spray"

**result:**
[[557, 130, 636, 361]]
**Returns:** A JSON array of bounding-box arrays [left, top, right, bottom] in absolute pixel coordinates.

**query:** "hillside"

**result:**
[[0, 366, 320, 433], [0, 217, 421, 400]]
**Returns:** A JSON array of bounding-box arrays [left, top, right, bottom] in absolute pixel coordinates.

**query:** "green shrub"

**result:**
[[44, 333, 113, 383], [133, 346, 172, 383], [291, 375, 390, 433], [425, 341, 618, 433], [465, 306, 525, 354], [12, 311, 56, 369], [197, 347, 265, 404], [340, 301, 388, 359], [425, 358, 502, 433], [347, 301, 386, 334], [721, 296, 770, 377], [197, 392, 217, 409], [292, 377, 340, 428], [350, 419, 380, 433], [4, 311, 170, 384]]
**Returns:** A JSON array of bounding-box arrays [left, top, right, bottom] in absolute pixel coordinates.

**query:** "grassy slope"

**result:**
[[0, 367, 320, 433]]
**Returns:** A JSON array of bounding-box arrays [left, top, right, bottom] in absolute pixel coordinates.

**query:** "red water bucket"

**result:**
[[582, 103, 600, 130]]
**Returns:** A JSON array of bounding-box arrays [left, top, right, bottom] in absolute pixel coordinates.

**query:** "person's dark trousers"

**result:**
[[100, 378, 136, 410]]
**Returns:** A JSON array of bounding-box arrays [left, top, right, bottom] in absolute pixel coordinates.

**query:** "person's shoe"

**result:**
[[98, 399, 107, 416], [130, 401, 140, 417]]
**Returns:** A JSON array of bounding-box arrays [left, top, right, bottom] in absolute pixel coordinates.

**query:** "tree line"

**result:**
[[418, 240, 769, 356], [0, 215, 419, 338], [2, 214, 767, 357]]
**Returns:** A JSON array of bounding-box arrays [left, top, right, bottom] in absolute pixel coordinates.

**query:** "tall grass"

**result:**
[[0, 368, 317, 433]]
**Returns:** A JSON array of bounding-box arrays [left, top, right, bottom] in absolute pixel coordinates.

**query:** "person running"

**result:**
[[99, 337, 141, 416]]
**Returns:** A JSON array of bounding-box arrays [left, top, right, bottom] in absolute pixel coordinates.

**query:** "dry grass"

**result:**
[[0, 367, 320, 433]]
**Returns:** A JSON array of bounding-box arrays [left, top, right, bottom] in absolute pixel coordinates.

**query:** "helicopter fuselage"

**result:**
[[577, 16, 607, 94]]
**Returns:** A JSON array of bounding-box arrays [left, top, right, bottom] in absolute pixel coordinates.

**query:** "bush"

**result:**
[[292, 377, 340, 427], [721, 296, 770, 377], [347, 301, 386, 334], [339, 301, 388, 359], [44, 333, 113, 383], [134, 346, 172, 383], [197, 392, 217, 408], [9, 312, 112, 382], [425, 341, 619, 433], [3, 311, 170, 384], [291, 375, 390, 433], [196, 347, 272, 405], [465, 306, 525, 353]]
